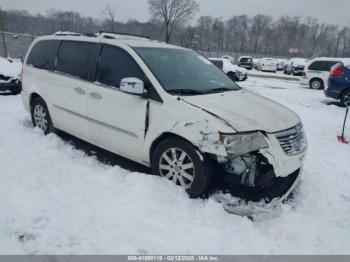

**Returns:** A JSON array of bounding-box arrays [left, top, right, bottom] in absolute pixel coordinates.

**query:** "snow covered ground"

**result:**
[[1, 77, 350, 254]]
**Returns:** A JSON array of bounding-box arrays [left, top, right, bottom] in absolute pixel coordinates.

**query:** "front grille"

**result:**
[[274, 123, 307, 156]]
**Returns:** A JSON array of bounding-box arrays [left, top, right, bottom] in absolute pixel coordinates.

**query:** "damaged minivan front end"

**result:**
[[211, 124, 307, 216]]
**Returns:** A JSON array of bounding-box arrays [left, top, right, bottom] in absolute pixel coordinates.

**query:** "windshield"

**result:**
[[134, 47, 240, 95]]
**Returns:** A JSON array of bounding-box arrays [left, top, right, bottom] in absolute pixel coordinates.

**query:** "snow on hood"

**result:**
[[183, 90, 300, 133], [0, 58, 22, 78]]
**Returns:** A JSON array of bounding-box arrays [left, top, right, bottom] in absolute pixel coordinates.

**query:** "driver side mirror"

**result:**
[[120, 77, 147, 96]]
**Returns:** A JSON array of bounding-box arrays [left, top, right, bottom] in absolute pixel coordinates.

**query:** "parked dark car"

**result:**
[[238, 56, 253, 70], [284, 58, 308, 76], [326, 62, 350, 106]]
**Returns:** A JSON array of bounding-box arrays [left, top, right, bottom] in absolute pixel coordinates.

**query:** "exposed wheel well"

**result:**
[[309, 77, 324, 85], [29, 93, 42, 107], [149, 132, 196, 163], [340, 87, 350, 99]]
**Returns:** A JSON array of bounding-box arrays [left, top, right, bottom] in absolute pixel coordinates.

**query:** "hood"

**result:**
[[182, 90, 300, 133], [227, 63, 247, 74]]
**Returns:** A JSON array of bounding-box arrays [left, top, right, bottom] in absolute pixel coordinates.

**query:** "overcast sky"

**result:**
[[0, 0, 349, 26]]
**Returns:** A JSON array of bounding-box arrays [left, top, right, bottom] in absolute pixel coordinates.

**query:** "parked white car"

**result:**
[[21, 33, 307, 214], [209, 58, 248, 81], [0, 57, 22, 94], [258, 58, 277, 72], [301, 57, 350, 89]]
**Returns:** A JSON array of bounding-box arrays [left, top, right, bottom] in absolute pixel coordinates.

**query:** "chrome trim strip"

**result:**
[[53, 104, 138, 138]]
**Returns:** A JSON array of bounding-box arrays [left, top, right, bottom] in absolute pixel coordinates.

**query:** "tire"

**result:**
[[340, 89, 350, 107], [11, 87, 21, 95], [227, 72, 237, 81], [152, 137, 212, 198], [310, 79, 324, 90], [31, 97, 54, 135], [11, 91, 21, 95]]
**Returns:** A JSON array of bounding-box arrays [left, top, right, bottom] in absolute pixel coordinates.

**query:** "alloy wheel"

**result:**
[[311, 80, 321, 89], [159, 148, 195, 189], [33, 104, 48, 131]]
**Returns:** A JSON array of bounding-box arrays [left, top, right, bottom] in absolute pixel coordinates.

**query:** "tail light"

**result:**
[[330, 63, 344, 77]]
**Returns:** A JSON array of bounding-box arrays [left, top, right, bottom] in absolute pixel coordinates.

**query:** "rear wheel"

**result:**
[[152, 137, 212, 198], [310, 79, 324, 90], [340, 89, 350, 107], [31, 97, 54, 135]]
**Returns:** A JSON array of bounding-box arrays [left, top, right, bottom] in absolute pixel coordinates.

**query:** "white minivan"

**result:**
[[21, 33, 307, 209]]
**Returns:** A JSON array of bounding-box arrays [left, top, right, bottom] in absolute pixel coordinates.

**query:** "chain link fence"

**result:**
[[0, 31, 36, 60]]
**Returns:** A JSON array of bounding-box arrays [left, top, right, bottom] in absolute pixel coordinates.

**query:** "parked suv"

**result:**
[[301, 58, 349, 89], [238, 56, 253, 70], [21, 33, 307, 212], [0, 57, 22, 94], [326, 61, 350, 106]]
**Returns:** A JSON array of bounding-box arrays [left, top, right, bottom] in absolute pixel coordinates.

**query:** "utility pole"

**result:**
[[0, 8, 8, 57]]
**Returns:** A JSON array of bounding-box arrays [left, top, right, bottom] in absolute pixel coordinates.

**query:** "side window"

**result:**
[[56, 41, 97, 80], [26, 40, 59, 70], [96, 46, 145, 88], [325, 61, 338, 71], [308, 61, 323, 71]]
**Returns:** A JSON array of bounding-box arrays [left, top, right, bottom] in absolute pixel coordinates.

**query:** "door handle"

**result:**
[[74, 87, 86, 95], [89, 92, 103, 100]]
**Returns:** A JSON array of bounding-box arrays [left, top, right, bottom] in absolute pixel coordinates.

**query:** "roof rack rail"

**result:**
[[98, 31, 150, 40], [53, 31, 96, 37]]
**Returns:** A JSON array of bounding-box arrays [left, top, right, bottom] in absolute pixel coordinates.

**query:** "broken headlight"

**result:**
[[220, 132, 269, 155]]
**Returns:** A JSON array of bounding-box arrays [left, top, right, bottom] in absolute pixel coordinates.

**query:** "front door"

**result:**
[[88, 45, 148, 160]]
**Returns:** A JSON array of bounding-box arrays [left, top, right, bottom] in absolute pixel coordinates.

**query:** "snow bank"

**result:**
[[0, 77, 350, 254]]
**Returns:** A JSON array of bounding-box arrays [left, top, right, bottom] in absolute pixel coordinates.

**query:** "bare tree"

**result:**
[[103, 3, 117, 32], [148, 0, 199, 43]]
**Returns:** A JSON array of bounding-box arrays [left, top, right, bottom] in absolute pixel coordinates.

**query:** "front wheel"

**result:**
[[152, 137, 212, 198], [31, 97, 54, 135]]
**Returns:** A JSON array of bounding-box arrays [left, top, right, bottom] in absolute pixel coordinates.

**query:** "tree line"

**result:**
[[1, 2, 350, 58]]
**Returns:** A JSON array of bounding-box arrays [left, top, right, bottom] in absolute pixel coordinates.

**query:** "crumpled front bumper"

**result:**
[[0, 78, 20, 92], [214, 169, 301, 217]]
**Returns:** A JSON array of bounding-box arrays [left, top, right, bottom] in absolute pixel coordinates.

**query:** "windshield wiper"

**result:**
[[203, 87, 237, 94], [167, 89, 204, 95]]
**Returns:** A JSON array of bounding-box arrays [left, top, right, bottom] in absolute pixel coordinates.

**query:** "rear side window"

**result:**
[[26, 40, 59, 70], [96, 46, 145, 88], [56, 41, 97, 80], [308, 61, 338, 71]]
